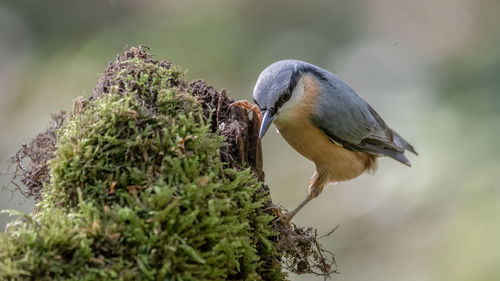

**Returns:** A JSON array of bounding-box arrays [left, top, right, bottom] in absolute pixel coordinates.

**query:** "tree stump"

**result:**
[[3, 47, 336, 281]]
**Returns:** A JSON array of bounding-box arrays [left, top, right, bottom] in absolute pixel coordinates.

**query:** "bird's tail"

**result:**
[[391, 130, 418, 156]]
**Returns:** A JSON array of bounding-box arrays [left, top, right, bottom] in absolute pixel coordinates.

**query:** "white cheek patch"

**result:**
[[279, 79, 306, 115]]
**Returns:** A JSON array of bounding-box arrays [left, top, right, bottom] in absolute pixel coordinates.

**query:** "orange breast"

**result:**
[[273, 74, 375, 184]]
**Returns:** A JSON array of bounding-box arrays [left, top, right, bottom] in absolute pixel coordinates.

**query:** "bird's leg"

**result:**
[[230, 100, 262, 123], [281, 194, 314, 222], [281, 171, 325, 222]]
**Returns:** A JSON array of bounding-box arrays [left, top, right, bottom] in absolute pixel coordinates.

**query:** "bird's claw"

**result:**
[[230, 100, 262, 123], [266, 204, 283, 217], [277, 212, 294, 224], [266, 205, 294, 224]]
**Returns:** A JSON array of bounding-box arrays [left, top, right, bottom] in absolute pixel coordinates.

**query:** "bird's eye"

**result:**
[[282, 91, 291, 102], [274, 91, 292, 111]]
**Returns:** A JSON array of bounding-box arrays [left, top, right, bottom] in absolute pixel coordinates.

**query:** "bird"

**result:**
[[232, 60, 417, 222]]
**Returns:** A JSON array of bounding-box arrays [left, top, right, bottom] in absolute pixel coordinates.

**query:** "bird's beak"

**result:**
[[259, 110, 275, 139]]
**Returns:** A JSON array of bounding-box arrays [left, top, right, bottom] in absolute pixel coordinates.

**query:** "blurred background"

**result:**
[[1, 0, 499, 280]]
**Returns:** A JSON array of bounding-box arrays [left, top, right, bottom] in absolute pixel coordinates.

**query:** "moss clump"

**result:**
[[0, 48, 284, 280]]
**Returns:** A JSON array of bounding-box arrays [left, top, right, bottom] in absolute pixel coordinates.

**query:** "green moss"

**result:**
[[0, 50, 284, 280]]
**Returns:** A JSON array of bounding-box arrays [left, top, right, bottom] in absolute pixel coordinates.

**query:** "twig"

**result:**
[[319, 225, 340, 239]]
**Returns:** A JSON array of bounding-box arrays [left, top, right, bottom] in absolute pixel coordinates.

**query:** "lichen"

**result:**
[[1, 47, 284, 281]]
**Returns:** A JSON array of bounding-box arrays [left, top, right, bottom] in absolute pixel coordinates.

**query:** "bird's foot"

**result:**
[[230, 100, 262, 123], [266, 205, 291, 223], [265, 204, 283, 217], [266, 204, 295, 224], [278, 211, 295, 223]]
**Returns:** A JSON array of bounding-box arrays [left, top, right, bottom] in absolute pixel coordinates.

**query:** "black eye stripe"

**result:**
[[272, 64, 328, 113], [274, 69, 302, 111], [274, 91, 291, 110]]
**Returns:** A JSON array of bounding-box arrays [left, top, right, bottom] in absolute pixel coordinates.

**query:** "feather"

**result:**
[[307, 66, 417, 166]]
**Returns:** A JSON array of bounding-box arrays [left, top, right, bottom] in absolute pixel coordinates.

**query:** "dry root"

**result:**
[[271, 204, 339, 279], [7, 111, 66, 200]]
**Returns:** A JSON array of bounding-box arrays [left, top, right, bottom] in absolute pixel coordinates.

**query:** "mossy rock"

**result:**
[[0, 48, 284, 281]]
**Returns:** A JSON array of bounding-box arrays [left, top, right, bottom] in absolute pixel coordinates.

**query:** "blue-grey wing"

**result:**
[[310, 74, 417, 166]]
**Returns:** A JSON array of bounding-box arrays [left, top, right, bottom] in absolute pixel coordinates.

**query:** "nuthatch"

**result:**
[[233, 60, 417, 222]]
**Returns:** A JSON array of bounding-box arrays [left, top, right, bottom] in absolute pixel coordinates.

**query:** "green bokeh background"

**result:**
[[1, 1, 498, 280]]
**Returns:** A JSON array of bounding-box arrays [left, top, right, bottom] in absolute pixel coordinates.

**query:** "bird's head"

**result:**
[[253, 60, 325, 139]]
